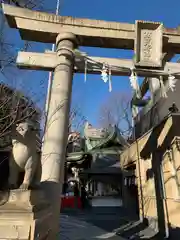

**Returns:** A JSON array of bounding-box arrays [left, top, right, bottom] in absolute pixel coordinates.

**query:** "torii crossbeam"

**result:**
[[3, 3, 180, 52], [17, 51, 180, 78]]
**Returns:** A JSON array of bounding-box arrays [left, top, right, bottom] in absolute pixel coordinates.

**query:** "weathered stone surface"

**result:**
[[134, 21, 163, 68], [0, 189, 52, 240], [9, 121, 41, 191], [40, 33, 77, 239], [132, 52, 175, 102], [3, 3, 180, 52], [16, 51, 180, 78]]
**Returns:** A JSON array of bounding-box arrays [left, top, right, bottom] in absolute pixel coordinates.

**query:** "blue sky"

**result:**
[[1, 0, 180, 127]]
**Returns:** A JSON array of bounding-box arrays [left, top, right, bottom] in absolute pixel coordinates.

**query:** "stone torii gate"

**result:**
[[2, 3, 180, 239]]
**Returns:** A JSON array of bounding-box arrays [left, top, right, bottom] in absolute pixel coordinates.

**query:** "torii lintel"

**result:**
[[2, 3, 180, 53], [16, 51, 180, 78]]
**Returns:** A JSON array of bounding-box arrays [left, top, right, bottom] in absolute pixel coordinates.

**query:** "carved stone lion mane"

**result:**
[[8, 121, 41, 190]]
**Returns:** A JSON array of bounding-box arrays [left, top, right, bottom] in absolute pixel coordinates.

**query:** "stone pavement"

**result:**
[[59, 211, 127, 240], [58, 209, 158, 240]]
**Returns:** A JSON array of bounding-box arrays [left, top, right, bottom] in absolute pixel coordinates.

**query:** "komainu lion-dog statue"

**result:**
[[8, 121, 40, 190]]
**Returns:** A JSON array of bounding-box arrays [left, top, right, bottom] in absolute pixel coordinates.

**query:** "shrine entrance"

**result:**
[[2, 3, 180, 239]]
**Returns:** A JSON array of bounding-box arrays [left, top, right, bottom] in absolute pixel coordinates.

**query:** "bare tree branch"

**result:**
[[0, 83, 41, 148], [69, 105, 86, 133], [2, 0, 44, 9], [0, 0, 44, 78], [98, 92, 132, 139]]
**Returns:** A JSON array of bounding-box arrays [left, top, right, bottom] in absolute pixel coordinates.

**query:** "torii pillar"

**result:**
[[41, 32, 77, 238]]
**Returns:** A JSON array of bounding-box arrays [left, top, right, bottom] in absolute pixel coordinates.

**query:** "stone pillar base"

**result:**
[[0, 189, 52, 240]]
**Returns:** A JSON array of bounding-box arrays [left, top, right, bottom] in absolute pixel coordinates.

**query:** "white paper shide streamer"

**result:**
[[101, 64, 108, 83], [129, 69, 138, 91], [101, 63, 112, 92], [84, 60, 112, 92], [159, 76, 167, 98], [129, 68, 140, 118], [129, 68, 141, 98], [168, 73, 177, 92], [84, 59, 87, 82]]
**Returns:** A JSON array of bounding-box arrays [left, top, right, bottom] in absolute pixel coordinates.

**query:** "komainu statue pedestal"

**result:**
[[0, 189, 52, 239]]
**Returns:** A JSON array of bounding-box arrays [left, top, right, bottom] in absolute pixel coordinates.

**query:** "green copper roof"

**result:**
[[85, 125, 129, 151], [66, 124, 129, 165], [66, 147, 122, 161], [66, 151, 86, 161]]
